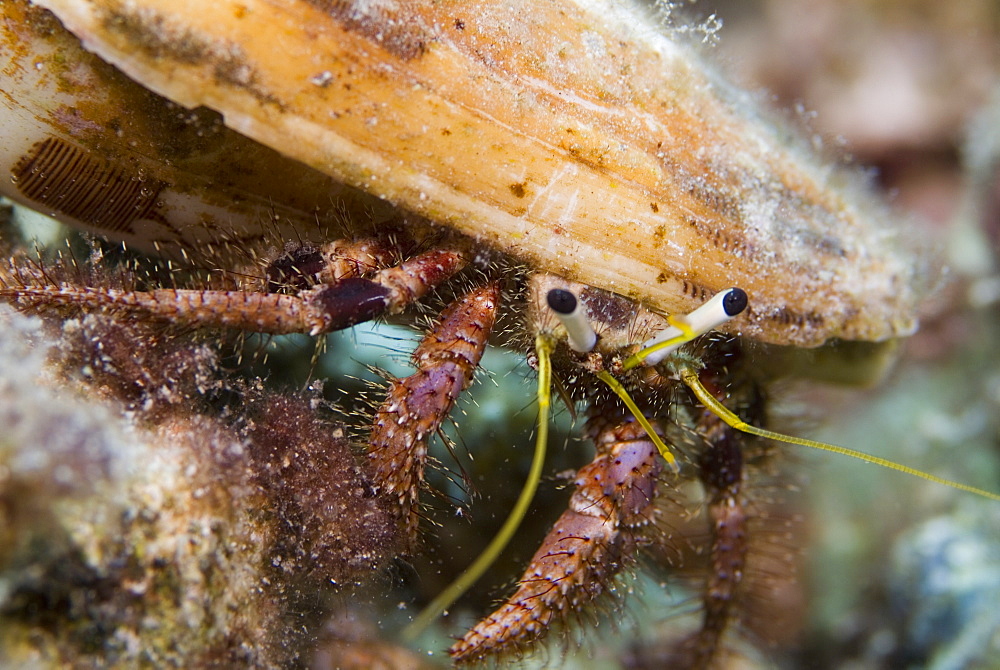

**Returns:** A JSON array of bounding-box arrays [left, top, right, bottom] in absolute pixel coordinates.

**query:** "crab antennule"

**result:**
[[544, 285, 680, 470], [595, 370, 680, 473], [596, 289, 749, 472]]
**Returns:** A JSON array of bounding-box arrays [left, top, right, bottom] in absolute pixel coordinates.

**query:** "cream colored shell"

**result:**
[[0, 2, 395, 256], [24, 0, 924, 346]]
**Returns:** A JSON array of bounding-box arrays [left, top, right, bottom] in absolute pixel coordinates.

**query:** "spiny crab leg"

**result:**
[[450, 401, 665, 663], [441, 286, 750, 662], [263, 237, 400, 291], [675, 369, 754, 666], [368, 282, 501, 543], [0, 243, 466, 335]]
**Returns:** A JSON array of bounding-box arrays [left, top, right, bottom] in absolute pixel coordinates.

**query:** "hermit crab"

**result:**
[[1, 0, 998, 667]]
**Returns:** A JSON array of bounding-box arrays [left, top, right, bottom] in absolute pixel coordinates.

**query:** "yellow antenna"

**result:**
[[403, 333, 555, 641], [622, 314, 695, 371], [678, 364, 1000, 502], [595, 370, 679, 473], [547, 287, 681, 471], [623, 288, 748, 370], [617, 287, 998, 502]]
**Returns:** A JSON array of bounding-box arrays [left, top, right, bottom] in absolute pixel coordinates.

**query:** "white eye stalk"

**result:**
[[546, 288, 598, 353], [639, 288, 749, 365]]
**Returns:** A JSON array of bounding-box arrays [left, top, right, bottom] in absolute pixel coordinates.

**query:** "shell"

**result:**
[[0, 1, 394, 256], [8, 0, 923, 347]]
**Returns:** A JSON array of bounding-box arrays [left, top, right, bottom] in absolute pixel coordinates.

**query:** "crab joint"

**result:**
[[625, 287, 749, 369], [546, 288, 598, 352], [403, 333, 554, 641]]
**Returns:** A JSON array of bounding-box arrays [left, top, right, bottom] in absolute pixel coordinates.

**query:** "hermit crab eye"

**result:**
[[686, 287, 749, 334], [722, 287, 749, 317], [630, 287, 750, 367], [546, 288, 598, 353]]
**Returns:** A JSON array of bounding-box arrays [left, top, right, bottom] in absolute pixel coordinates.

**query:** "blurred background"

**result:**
[[702, 1, 1000, 668]]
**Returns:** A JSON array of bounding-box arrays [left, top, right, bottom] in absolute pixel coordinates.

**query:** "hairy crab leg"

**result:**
[[450, 400, 665, 663], [674, 369, 755, 666], [368, 281, 501, 543], [263, 237, 399, 291], [0, 244, 466, 335]]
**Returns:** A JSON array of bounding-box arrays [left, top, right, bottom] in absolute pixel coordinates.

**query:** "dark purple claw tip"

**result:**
[[312, 278, 390, 331]]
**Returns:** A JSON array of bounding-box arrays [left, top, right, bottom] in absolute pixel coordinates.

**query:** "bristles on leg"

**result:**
[[368, 282, 501, 543], [449, 404, 665, 663]]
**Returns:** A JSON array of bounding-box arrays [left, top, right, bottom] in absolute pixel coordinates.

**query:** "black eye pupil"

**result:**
[[722, 288, 748, 316], [546, 288, 578, 315]]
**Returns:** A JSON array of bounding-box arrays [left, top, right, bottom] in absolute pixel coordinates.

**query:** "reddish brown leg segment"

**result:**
[[675, 373, 751, 667], [265, 237, 398, 291], [368, 281, 501, 543], [1, 246, 466, 335], [450, 404, 664, 663]]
